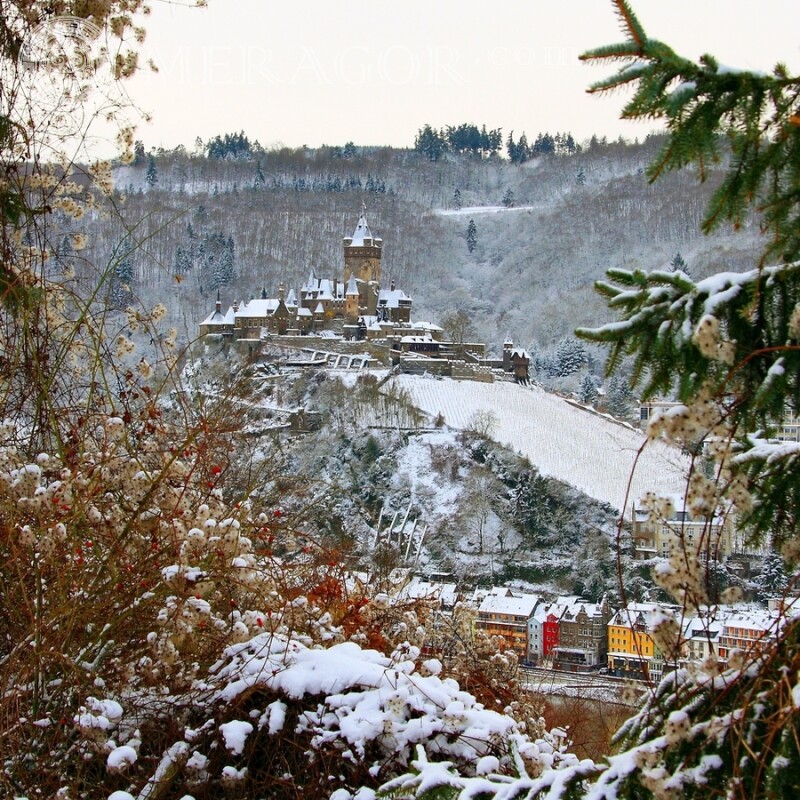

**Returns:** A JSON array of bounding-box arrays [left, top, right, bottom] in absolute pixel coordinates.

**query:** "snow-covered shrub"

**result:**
[[103, 632, 575, 799]]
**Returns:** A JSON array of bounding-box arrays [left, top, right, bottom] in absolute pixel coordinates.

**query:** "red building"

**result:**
[[543, 611, 561, 656]]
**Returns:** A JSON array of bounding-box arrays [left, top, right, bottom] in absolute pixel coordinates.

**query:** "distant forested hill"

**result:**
[[76, 135, 762, 353]]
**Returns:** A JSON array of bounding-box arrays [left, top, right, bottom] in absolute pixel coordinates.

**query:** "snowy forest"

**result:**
[[2, 1, 800, 799], [76, 123, 763, 363]]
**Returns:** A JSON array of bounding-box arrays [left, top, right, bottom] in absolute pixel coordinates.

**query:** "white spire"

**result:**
[[349, 205, 373, 246]]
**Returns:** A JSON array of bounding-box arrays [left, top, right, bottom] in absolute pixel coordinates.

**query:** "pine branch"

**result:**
[[611, 0, 647, 50]]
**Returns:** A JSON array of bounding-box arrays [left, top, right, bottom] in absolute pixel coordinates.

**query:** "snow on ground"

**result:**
[[388, 375, 689, 513], [435, 205, 542, 216], [393, 430, 463, 513]]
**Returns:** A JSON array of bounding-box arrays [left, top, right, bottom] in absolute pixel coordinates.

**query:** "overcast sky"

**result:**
[[126, 0, 800, 152]]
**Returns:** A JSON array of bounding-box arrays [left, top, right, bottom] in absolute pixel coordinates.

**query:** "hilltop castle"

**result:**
[[199, 207, 529, 382], [200, 207, 413, 340]]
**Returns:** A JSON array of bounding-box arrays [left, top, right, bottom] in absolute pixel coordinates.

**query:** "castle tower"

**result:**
[[343, 205, 382, 316]]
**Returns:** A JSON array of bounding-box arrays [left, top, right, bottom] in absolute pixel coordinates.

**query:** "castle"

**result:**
[[200, 207, 413, 340], [199, 207, 530, 382]]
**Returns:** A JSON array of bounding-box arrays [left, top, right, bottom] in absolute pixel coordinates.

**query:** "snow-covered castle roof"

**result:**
[[349, 211, 374, 246]]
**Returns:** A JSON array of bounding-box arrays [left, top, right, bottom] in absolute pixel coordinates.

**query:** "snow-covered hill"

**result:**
[[389, 374, 688, 512], [97, 138, 764, 356]]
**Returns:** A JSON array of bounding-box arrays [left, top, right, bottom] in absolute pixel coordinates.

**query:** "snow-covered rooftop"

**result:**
[[348, 211, 380, 246], [478, 593, 539, 618], [378, 287, 412, 306], [236, 298, 280, 317], [201, 306, 234, 326]]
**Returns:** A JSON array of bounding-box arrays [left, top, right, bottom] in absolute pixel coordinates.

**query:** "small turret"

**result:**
[[344, 274, 360, 322]]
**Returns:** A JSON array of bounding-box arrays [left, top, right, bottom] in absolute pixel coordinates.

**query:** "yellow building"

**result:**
[[607, 602, 677, 682]]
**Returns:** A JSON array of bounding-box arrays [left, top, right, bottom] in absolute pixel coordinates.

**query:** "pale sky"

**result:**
[[125, 0, 800, 152]]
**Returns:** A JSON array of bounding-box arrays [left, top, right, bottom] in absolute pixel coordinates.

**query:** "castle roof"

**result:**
[[200, 306, 234, 327], [302, 277, 343, 300], [349, 211, 373, 246], [346, 274, 359, 296], [236, 298, 280, 317], [378, 287, 412, 307]]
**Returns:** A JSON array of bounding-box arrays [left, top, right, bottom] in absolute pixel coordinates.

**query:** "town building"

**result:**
[[680, 614, 723, 665], [630, 497, 737, 562], [552, 596, 612, 672], [716, 609, 780, 661], [607, 602, 676, 682], [527, 600, 567, 666], [475, 592, 541, 658]]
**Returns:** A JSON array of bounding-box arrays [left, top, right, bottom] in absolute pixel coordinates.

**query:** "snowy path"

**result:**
[[389, 376, 689, 512]]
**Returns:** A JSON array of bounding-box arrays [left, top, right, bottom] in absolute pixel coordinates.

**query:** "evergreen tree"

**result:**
[[506, 131, 530, 164], [55, 235, 73, 270], [414, 124, 447, 161], [573, 3, 800, 797], [466, 219, 477, 254], [604, 374, 634, 419], [576, 167, 586, 186], [133, 139, 146, 166], [254, 158, 265, 189], [174, 245, 191, 277], [756, 549, 789, 600], [480, 123, 503, 156], [669, 250, 690, 276], [206, 131, 253, 160], [554, 337, 587, 377], [220, 236, 236, 285], [516, 132, 529, 162], [502, 188, 515, 208], [452, 188, 462, 210], [531, 132, 556, 156], [198, 232, 234, 291], [145, 154, 158, 187], [506, 130, 517, 162], [578, 373, 599, 405], [109, 247, 134, 310]]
